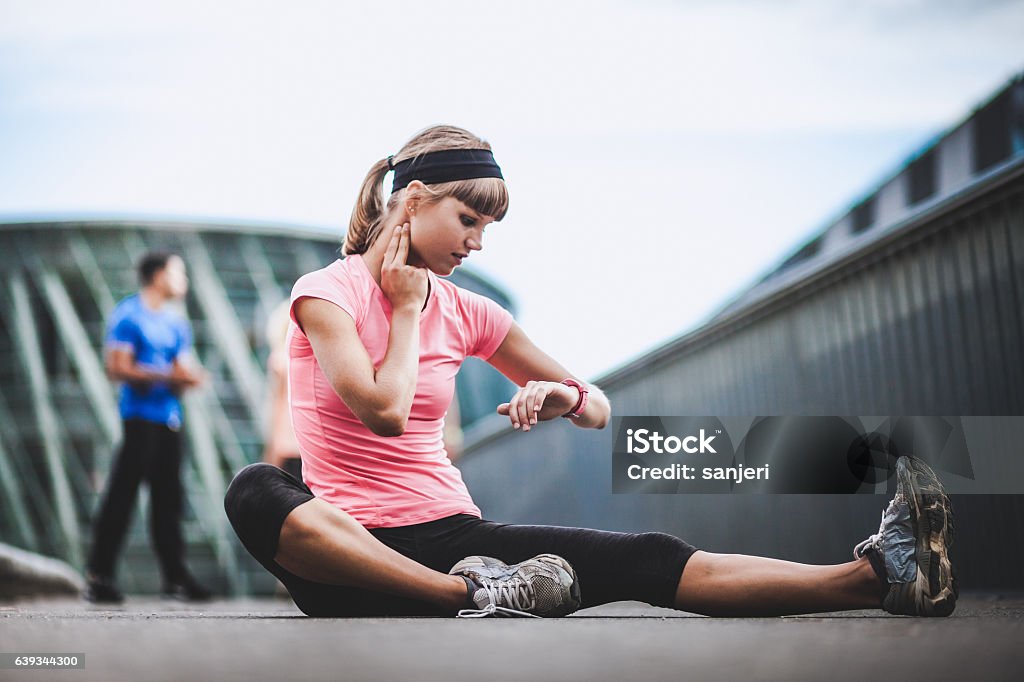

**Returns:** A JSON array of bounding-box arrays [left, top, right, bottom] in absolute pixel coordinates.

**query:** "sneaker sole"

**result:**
[[900, 455, 957, 616]]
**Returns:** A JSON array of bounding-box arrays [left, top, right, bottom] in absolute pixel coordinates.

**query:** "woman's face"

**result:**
[[407, 195, 494, 276]]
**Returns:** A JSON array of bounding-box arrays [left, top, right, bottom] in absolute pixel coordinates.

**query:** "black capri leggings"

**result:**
[[224, 463, 698, 617]]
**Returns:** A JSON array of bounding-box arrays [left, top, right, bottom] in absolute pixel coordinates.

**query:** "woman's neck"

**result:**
[[361, 236, 389, 287]]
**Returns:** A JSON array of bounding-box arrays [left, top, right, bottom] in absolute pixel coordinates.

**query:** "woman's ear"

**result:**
[[404, 180, 426, 215]]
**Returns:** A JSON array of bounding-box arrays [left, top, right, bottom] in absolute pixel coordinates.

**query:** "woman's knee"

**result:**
[[634, 531, 695, 563], [223, 462, 313, 562], [631, 532, 700, 605], [223, 463, 280, 524]]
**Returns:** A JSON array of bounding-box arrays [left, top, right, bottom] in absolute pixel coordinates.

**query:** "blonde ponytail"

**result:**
[[344, 157, 392, 256]]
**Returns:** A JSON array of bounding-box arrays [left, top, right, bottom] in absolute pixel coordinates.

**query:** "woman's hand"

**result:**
[[380, 223, 427, 312], [497, 380, 580, 431]]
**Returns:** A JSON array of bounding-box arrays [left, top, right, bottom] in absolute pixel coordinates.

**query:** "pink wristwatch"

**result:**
[[560, 379, 589, 419]]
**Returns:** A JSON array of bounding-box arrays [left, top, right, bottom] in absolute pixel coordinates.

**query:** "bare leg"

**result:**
[[675, 550, 885, 616], [273, 499, 469, 612]]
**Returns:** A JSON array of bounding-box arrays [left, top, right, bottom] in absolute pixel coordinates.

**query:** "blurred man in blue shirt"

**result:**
[[85, 252, 212, 603]]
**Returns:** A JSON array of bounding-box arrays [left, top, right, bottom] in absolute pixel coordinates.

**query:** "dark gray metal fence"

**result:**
[[461, 78, 1024, 588]]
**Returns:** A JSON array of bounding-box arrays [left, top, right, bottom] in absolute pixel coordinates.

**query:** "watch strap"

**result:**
[[560, 379, 589, 419]]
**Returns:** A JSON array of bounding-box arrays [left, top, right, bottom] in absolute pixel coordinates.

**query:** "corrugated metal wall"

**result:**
[[460, 149, 1024, 589]]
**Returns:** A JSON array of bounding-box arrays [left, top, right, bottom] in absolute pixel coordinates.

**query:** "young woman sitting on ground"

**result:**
[[225, 125, 956, 618]]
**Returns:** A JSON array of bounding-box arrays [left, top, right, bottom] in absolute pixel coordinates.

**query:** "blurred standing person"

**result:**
[[442, 391, 464, 464], [85, 252, 212, 603], [263, 299, 302, 481]]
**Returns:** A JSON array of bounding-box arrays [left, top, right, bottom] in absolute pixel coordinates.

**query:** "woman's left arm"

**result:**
[[486, 322, 610, 431]]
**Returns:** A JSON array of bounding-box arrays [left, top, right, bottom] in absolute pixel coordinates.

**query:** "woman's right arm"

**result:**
[[293, 224, 426, 437]]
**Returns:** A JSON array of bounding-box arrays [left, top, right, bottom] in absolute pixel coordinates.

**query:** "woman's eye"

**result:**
[[461, 216, 476, 227]]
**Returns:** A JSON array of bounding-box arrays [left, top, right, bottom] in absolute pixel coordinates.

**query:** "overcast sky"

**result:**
[[2, 0, 1022, 380]]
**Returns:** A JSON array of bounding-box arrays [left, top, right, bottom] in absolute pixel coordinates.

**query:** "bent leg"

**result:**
[[224, 463, 467, 615], [675, 550, 884, 616], [275, 497, 471, 612]]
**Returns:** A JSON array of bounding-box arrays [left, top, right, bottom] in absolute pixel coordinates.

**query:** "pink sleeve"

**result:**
[[289, 269, 360, 327], [460, 288, 514, 360]]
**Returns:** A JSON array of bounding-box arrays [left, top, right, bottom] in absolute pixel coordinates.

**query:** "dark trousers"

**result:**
[[87, 418, 187, 582], [225, 463, 698, 617]]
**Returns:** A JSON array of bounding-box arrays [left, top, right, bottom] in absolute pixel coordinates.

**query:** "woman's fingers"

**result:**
[[383, 222, 409, 269], [528, 382, 544, 425], [383, 225, 401, 266], [521, 382, 548, 431], [507, 387, 521, 429], [380, 223, 426, 310], [518, 386, 531, 430], [529, 384, 549, 425], [395, 223, 410, 264], [500, 382, 559, 432]]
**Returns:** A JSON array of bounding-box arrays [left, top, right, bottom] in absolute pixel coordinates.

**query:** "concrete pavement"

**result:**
[[1, 593, 1022, 681]]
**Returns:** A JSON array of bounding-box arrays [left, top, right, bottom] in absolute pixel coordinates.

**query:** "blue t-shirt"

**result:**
[[105, 294, 193, 429]]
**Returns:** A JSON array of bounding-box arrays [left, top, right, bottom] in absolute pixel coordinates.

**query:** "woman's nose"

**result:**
[[466, 237, 482, 252]]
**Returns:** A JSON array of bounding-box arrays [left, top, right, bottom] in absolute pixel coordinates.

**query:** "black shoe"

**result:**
[[84, 574, 124, 604], [162, 575, 213, 602]]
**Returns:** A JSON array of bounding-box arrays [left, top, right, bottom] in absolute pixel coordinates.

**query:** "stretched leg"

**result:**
[[411, 519, 883, 616], [267, 505, 884, 617], [675, 551, 883, 616], [676, 455, 957, 617], [224, 463, 468, 614]]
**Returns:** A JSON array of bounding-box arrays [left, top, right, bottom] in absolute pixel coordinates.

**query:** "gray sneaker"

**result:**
[[853, 455, 957, 616], [450, 554, 582, 618]]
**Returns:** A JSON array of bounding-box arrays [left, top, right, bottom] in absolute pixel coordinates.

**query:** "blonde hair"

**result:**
[[344, 125, 509, 256]]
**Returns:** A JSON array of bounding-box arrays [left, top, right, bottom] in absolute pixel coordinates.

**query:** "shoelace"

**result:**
[[852, 496, 901, 560], [456, 576, 541, 619], [456, 603, 542, 618]]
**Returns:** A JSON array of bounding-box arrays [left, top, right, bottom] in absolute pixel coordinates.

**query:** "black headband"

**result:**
[[388, 148, 503, 194]]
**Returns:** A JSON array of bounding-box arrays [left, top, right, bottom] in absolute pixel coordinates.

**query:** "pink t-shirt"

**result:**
[[287, 254, 514, 528]]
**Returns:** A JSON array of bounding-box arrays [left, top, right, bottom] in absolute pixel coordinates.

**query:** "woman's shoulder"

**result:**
[[292, 257, 365, 296], [289, 257, 373, 326]]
